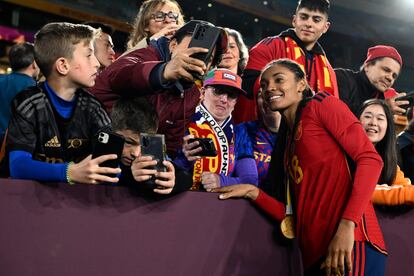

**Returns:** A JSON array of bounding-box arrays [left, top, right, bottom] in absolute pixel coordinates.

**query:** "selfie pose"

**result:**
[[90, 20, 227, 158], [215, 59, 387, 276], [175, 69, 258, 191]]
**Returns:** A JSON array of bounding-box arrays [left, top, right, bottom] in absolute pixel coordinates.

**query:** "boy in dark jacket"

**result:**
[[111, 97, 192, 194], [3, 22, 120, 185]]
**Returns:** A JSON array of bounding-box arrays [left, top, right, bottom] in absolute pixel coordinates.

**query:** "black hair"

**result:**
[[8, 42, 35, 71], [83, 21, 114, 35], [111, 97, 158, 134], [296, 0, 330, 16], [357, 99, 397, 184], [261, 59, 313, 200]]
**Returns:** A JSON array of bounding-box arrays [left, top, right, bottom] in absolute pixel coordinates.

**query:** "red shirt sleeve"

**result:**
[[252, 189, 285, 221], [313, 94, 383, 224]]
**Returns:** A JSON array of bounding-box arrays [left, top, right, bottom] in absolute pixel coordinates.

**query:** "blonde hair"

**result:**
[[126, 0, 184, 50]]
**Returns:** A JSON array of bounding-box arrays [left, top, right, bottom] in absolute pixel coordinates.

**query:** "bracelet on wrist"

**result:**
[[66, 161, 75, 185]]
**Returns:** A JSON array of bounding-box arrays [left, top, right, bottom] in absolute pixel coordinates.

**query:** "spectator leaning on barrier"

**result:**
[[0, 42, 39, 143], [356, 99, 413, 206], [215, 59, 386, 276], [83, 21, 116, 72], [235, 90, 281, 189], [240, 0, 337, 123], [0, 22, 120, 185], [90, 20, 227, 158], [335, 45, 406, 116], [175, 69, 258, 191], [110, 97, 192, 194]]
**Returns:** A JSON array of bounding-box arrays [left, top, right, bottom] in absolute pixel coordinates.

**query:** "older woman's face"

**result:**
[[359, 104, 388, 144], [146, 3, 182, 36], [219, 35, 240, 73], [202, 85, 238, 124]]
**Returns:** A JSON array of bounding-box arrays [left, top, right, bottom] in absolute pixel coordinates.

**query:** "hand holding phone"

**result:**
[[188, 137, 217, 157], [140, 133, 167, 172], [188, 23, 222, 79], [395, 91, 414, 111], [67, 154, 121, 185], [92, 131, 125, 169]]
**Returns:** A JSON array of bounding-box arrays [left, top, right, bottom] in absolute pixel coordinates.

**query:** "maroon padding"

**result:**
[[377, 209, 414, 275], [0, 179, 302, 276]]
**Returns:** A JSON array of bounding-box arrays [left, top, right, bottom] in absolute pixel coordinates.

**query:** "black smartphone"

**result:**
[[140, 133, 167, 172], [188, 23, 222, 79], [188, 137, 217, 157], [395, 91, 414, 110], [92, 131, 124, 168]]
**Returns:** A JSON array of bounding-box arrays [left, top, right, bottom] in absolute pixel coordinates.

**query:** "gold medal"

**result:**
[[280, 215, 295, 239]]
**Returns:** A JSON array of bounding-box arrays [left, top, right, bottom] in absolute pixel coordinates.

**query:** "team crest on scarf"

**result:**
[[188, 104, 235, 190]]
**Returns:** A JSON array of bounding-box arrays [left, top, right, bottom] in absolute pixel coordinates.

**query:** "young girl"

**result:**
[[214, 59, 387, 276]]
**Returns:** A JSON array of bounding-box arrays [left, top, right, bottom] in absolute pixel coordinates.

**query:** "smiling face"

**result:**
[[201, 85, 238, 124], [260, 64, 306, 118], [364, 57, 401, 93], [219, 35, 240, 73], [67, 40, 100, 88], [292, 7, 330, 50], [359, 104, 388, 144]]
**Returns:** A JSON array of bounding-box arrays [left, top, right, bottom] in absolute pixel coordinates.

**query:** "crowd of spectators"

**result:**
[[1, 0, 413, 275]]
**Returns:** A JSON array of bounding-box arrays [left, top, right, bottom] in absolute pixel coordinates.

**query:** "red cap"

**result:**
[[364, 45, 402, 66], [203, 69, 247, 96]]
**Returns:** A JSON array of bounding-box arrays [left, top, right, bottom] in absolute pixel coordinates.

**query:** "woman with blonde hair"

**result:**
[[126, 0, 184, 52]]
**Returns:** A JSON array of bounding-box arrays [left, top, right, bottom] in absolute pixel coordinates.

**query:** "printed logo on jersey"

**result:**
[[289, 155, 303, 184], [254, 151, 271, 163], [68, 138, 87, 149], [45, 136, 61, 147]]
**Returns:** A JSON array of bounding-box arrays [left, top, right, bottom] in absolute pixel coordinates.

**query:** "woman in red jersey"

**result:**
[[214, 59, 387, 276]]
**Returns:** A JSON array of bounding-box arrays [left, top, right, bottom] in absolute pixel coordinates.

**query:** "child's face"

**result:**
[[115, 129, 141, 166], [67, 40, 100, 88], [292, 7, 330, 47]]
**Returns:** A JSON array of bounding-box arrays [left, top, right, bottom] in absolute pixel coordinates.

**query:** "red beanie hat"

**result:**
[[364, 45, 403, 66]]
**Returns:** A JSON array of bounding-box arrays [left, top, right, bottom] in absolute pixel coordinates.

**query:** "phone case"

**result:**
[[395, 91, 414, 110], [92, 131, 124, 168], [188, 138, 217, 157], [188, 23, 221, 78], [140, 133, 167, 172]]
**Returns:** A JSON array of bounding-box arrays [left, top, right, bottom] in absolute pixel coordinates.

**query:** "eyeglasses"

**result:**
[[151, 11, 179, 22], [207, 86, 239, 100]]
